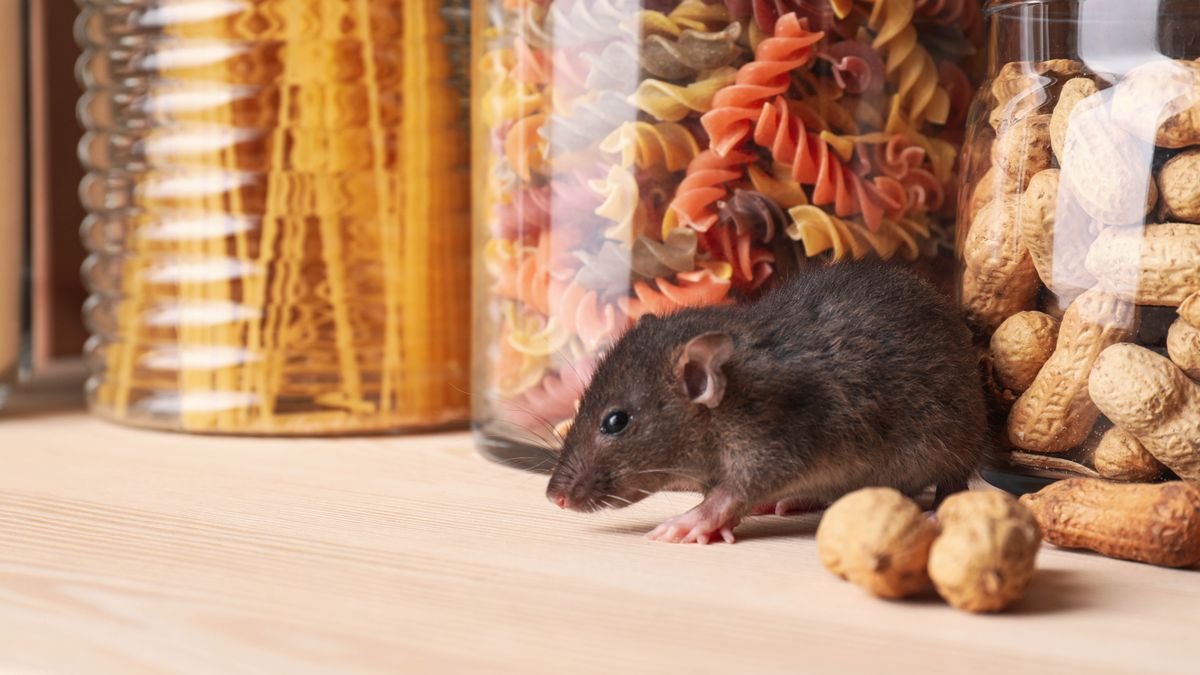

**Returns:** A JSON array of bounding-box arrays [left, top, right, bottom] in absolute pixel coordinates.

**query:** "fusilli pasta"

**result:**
[[631, 67, 738, 122], [701, 13, 823, 155], [600, 121, 701, 172]]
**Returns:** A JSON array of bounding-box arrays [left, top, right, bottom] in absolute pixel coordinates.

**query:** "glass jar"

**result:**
[[958, 0, 1200, 491], [472, 0, 986, 467], [77, 0, 471, 434], [0, 0, 24, 411]]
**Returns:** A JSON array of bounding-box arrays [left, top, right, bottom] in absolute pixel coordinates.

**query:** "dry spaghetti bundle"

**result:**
[[82, 0, 470, 433]]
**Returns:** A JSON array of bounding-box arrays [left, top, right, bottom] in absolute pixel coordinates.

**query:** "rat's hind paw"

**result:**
[[645, 496, 742, 544]]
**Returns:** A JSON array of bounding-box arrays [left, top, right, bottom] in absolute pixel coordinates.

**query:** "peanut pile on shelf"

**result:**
[[960, 57, 1200, 483]]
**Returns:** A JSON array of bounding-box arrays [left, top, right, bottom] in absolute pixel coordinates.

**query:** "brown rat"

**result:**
[[546, 262, 990, 544]]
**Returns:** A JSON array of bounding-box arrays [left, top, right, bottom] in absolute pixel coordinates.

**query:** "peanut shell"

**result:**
[[1090, 343, 1200, 481], [969, 166, 1021, 222], [816, 488, 935, 599], [1021, 478, 1200, 568], [1181, 291, 1200, 328], [961, 197, 1040, 332], [1050, 77, 1099, 163], [991, 60, 1082, 106], [1060, 93, 1157, 225], [1008, 289, 1138, 453], [1018, 169, 1099, 296], [1084, 223, 1200, 306], [1158, 149, 1200, 224], [1093, 427, 1165, 482], [1167, 318, 1200, 380], [929, 491, 1041, 613], [989, 311, 1060, 393], [993, 114, 1053, 183], [1110, 59, 1200, 149]]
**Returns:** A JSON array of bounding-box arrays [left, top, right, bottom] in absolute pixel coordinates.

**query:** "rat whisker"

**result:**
[[489, 405, 563, 451], [553, 347, 588, 390], [479, 420, 563, 476], [495, 400, 567, 448], [618, 468, 712, 489], [603, 493, 635, 506]]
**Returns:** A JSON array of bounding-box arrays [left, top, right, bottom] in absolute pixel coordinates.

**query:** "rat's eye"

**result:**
[[600, 410, 630, 435]]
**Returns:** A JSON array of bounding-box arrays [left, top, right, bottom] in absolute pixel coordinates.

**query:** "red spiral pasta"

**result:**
[[667, 148, 756, 232], [699, 224, 775, 291], [853, 135, 944, 213], [816, 41, 887, 95], [620, 265, 734, 319], [753, 96, 903, 230], [701, 13, 823, 156]]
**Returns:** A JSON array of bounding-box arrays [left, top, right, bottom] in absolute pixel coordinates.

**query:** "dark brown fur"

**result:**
[[547, 263, 991, 518]]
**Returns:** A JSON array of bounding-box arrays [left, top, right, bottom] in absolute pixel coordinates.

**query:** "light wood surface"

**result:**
[[1, 373, 1197, 675]]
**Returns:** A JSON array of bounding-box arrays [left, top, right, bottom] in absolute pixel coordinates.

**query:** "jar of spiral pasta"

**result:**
[[958, 0, 1200, 492], [77, 0, 471, 434], [472, 0, 986, 466]]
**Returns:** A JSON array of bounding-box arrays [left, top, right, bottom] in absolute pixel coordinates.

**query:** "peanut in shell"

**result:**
[[1090, 343, 1200, 482], [1084, 223, 1200, 307], [1007, 289, 1138, 454]]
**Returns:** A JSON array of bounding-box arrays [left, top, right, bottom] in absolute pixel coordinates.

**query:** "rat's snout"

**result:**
[[547, 490, 572, 510], [546, 465, 612, 513]]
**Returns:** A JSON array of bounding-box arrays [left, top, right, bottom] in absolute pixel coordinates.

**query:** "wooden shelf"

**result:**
[[0, 373, 1196, 674]]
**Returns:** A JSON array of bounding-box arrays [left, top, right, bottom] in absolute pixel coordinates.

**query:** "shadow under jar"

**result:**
[[958, 0, 1200, 493], [472, 0, 988, 469]]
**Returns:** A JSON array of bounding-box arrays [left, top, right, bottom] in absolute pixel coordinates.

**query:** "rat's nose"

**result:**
[[547, 490, 572, 510]]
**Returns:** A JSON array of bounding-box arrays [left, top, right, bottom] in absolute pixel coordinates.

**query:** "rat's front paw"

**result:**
[[646, 507, 740, 545], [646, 513, 736, 544]]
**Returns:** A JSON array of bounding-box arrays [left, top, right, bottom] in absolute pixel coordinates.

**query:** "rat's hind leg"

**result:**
[[647, 487, 745, 545], [751, 496, 824, 516]]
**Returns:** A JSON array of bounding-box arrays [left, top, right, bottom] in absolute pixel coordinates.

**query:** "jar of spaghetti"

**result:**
[[958, 0, 1200, 492], [0, 0, 22, 411], [77, 0, 471, 434], [472, 0, 985, 466]]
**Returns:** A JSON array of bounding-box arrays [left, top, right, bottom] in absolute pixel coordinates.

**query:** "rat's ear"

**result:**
[[675, 332, 734, 408]]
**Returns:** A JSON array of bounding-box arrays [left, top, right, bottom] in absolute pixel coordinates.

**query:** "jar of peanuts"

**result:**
[[959, 0, 1200, 492]]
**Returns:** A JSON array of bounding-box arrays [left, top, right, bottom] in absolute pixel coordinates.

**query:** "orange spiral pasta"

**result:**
[[667, 148, 757, 232], [700, 13, 824, 156], [700, 224, 776, 290], [620, 264, 734, 319], [753, 95, 902, 230]]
